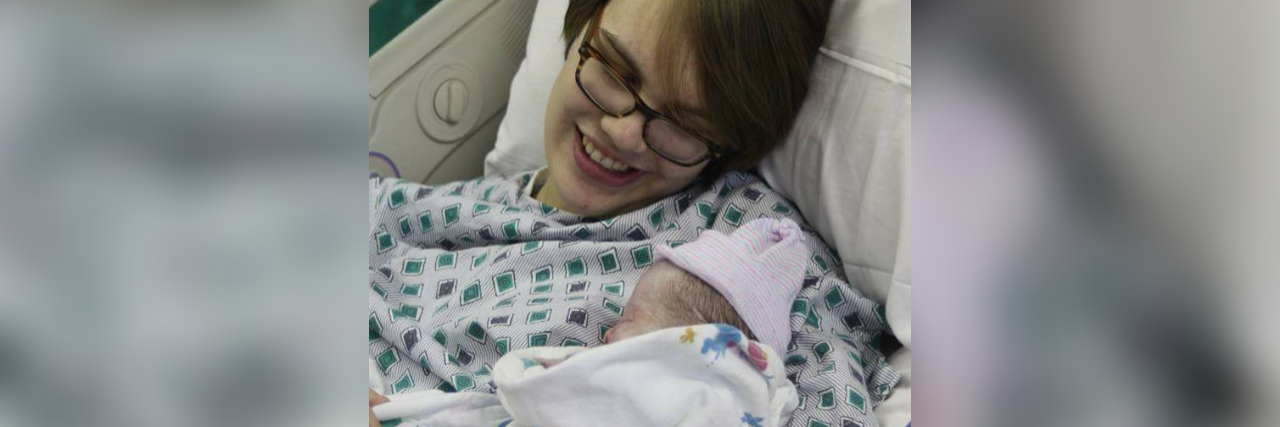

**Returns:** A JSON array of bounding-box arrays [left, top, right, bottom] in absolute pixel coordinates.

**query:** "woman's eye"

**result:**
[[601, 57, 639, 86], [612, 69, 639, 87]]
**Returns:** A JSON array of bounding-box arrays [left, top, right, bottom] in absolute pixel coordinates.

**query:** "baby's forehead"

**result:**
[[641, 260, 692, 278], [637, 262, 699, 290]]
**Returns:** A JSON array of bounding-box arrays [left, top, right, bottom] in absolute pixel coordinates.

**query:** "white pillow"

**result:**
[[483, 0, 567, 176], [488, 1, 910, 423], [757, 2, 911, 426], [759, 0, 911, 344]]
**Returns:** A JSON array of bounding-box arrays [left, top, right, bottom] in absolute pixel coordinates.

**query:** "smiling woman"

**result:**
[[536, 0, 833, 218]]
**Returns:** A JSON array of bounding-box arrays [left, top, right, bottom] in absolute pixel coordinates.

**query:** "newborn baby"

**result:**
[[606, 217, 808, 357], [603, 260, 753, 343], [371, 218, 810, 427], [526, 259, 751, 371]]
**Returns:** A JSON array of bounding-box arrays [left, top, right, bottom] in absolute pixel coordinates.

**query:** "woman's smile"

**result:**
[[571, 125, 647, 187]]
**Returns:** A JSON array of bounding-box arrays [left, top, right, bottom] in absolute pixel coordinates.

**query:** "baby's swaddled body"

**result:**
[[371, 219, 809, 427]]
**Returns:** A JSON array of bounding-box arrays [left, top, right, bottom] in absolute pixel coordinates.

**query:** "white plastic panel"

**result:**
[[369, 0, 535, 184]]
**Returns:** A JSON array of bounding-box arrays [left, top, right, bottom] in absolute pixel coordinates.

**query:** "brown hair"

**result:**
[[654, 268, 754, 339], [562, 0, 833, 176]]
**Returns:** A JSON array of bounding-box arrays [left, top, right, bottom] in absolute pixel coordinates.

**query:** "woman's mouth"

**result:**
[[572, 126, 645, 187]]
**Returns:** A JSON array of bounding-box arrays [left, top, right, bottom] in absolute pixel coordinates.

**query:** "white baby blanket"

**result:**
[[373, 324, 798, 427]]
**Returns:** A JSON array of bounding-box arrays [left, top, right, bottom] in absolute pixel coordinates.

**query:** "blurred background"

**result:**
[[917, 0, 1279, 426], [0, 1, 369, 426], [0, 0, 1278, 426]]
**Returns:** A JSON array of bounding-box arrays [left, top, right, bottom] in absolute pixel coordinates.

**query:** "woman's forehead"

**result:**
[[598, 0, 705, 111]]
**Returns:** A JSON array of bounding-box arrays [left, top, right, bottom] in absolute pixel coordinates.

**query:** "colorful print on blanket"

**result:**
[[368, 170, 900, 427]]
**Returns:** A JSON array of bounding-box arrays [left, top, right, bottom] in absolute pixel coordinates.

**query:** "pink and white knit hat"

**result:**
[[654, 218, 807, 356]]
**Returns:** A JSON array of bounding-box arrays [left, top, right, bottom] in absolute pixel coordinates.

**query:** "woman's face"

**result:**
[[539, 0, 709, 218]]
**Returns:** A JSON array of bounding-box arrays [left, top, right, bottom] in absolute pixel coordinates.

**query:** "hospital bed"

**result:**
[[368, 0, 911, 425]]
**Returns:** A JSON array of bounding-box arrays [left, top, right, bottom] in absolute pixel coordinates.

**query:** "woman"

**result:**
[[533, 0, 828, 218], [369, 1, 898, 426]]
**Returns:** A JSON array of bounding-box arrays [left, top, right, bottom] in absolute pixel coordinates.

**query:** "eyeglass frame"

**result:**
[[573, 6, 728, 167]]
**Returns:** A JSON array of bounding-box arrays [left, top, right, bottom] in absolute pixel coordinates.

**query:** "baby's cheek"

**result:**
[[604, 324, 628, 344], [608, 321, 664, 344]]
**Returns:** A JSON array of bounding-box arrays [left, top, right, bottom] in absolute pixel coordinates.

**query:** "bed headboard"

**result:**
[[368, 0, 536, 184]]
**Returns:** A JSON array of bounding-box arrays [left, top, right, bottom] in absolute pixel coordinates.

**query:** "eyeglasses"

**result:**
[[574, 8, 727, 167]]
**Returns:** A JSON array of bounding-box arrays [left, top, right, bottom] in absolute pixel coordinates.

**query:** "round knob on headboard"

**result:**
[[433, 79, 469, 125], [416, 63, 482, 143]]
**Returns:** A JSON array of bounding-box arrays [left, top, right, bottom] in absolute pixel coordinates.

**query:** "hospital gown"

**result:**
[[368, 170, 899, 427]]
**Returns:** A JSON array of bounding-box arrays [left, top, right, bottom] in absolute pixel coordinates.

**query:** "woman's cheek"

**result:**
[[549, 63, 588, 114], [562, 86, 598, 117], [545, 68, 583, 132], [655, 163, 704, 189]]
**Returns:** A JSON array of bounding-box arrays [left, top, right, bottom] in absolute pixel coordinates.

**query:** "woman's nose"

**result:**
[[599, 112, 648, 155]]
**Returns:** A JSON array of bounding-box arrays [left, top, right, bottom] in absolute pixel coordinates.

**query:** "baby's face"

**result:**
[[603, 261, 686, 344]]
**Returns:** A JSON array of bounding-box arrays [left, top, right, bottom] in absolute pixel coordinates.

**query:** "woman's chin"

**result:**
[[555, 169, 676, 218], [547, 147, 637, 217], [559, 184, 629, 218]]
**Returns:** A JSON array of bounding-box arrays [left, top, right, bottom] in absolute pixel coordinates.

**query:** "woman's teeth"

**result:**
[[583, 139, 633, 172]]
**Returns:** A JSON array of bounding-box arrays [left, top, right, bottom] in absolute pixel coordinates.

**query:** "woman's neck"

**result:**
[[531, 169, 563, 207], [532, 169, 660, 219]]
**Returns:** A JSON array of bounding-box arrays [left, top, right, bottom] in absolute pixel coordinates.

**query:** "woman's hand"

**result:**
[[368, 388, 390, 427]]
